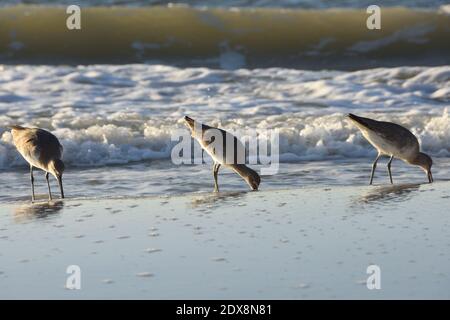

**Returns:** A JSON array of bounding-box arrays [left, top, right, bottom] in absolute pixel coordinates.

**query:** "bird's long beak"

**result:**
[[58, 175, 65, 199], [427, 170, 433, 183]]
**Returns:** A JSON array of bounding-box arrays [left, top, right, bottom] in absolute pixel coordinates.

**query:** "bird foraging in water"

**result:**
[[348, 113, 433, 184], [184, 116, 260, 192], [9, 125, 65, 201]]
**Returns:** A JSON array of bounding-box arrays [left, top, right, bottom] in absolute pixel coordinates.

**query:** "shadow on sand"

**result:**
[[352, 183, 422, 210], [190, 191, 248, 210], [13, 200, 64, 223]]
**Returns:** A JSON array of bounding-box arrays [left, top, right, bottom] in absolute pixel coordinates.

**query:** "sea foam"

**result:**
[[0, 64, 449, 169]]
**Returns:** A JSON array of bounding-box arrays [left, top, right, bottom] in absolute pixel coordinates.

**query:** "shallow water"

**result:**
[[1, 159, 450, 203]]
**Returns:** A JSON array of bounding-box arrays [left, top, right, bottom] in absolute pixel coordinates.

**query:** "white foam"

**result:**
[[439, 4, 450, 15], [0, 64, 449, 169]]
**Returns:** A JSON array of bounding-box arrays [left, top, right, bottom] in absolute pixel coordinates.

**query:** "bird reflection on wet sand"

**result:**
[[190, 191, 247, 210], [14, 200, 64, 223], [352, 183, 421, 209]]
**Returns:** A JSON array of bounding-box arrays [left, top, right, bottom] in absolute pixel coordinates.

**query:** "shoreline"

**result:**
[[2, 179, 445, 205]]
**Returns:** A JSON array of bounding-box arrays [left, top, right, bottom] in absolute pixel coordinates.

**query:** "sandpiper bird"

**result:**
[[184, 116, 260, 192], [348, 114, 433, 184], [10, 125, 65, 201]]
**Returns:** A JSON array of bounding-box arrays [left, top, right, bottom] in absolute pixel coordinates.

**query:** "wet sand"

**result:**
[[0, 182, 449, 299]]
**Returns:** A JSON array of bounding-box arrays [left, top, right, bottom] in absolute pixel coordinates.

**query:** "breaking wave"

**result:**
[[0, 5, 449, 68], [0, 64, 449, 169]]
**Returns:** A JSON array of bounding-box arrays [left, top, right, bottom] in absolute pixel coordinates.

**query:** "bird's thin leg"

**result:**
[[387, 155, 394, 184], [45, 172, 53, 201], [369, 154, 381, 185], [30, 165, 35, 202], [213, 163, 221, 192]]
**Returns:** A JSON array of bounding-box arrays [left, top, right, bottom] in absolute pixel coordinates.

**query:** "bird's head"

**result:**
[[49, 159, 65, 198], [245, 167, 261, 191], [49, 159, 65, 178], [411, 152, 433, 183]]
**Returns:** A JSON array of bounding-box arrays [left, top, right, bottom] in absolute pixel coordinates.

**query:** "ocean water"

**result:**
[[0, 2, 449, 202], [1, 5, 449, 67], [0, 64, 449, 201]]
